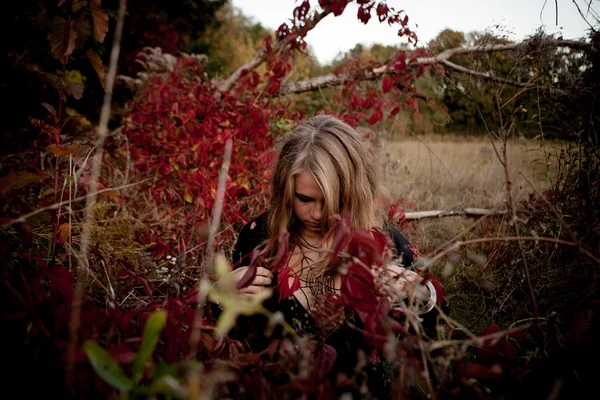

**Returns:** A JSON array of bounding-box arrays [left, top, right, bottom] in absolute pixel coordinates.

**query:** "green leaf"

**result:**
[[132, 310, 167, 383], [149, 376, 188, 399], [89, 0, 109, 43], [83, 340, 132, 392]]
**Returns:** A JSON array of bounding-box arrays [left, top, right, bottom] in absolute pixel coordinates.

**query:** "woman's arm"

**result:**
[[230, 212, 273, 297]]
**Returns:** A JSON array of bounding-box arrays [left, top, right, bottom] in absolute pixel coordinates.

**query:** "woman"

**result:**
[[227, 115, 446, 396]]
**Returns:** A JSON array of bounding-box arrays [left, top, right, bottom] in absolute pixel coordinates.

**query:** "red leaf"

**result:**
[[477, 324, 518, 364], [270, 231, 290, 273], [135, 275, 154, 301], [277, 267, 300, 301], [367, 109, 383, 125], [326, 211, 352, 266], [48, 266, 74, 305], [262, 36, 272, 54], [357, 6, 371, 24], [267, 339, 281, 360], [456, 361, 497, 381], [312, 292, 345, 337], [15, 222, 33, 249], [376, 3, 389, 22], [312, 344, 337, 378], [341, 261, 378, 316], [294, 1, 311, 20], [393, 52, 407, 73], [235, 250, 259, 290], [330, 0, 349, 16], [382, 75, 394, 93]]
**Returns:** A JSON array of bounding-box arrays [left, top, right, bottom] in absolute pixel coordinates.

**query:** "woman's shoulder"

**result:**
[[239, 211, 269, 238], [232, 211, 270, 268]]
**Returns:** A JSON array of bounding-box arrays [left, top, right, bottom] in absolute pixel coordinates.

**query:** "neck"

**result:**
[[297, 229, 322, 247]]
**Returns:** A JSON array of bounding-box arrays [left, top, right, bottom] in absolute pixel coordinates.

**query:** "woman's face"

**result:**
[[293, 169, 325, 236]]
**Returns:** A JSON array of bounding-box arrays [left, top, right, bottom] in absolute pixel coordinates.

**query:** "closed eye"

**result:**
[[295, 192, 313, 203]]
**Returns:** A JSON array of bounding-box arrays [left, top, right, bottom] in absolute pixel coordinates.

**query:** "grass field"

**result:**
[[379, 134, 565, 254]]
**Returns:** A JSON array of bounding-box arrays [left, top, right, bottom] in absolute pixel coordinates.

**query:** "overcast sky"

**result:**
[[231, 0, 599, 64]]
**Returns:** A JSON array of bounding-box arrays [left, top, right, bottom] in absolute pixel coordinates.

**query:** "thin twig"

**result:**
[[188, 139, 233, 360], [426, 236, 600, 266], [2, 179, 150, 228], [65, 0, 127, 387]]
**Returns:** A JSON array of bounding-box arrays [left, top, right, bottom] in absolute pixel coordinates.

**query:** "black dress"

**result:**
[[226, 212, 444, 399]]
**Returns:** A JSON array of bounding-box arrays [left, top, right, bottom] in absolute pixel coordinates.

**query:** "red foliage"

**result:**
[[277, 267, 301, 301], [122, 57, 299, 258]]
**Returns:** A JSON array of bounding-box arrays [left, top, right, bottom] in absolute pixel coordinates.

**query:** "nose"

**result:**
[[311, 201, 324, 221]]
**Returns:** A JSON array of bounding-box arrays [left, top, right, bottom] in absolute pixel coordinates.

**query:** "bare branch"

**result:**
[[404, 207, 507, 221], [215, 7, 331, 94], [276, 39, 589, 96]]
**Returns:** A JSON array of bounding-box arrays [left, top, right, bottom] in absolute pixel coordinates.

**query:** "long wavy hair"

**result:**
[[267, 115, 389, 274]]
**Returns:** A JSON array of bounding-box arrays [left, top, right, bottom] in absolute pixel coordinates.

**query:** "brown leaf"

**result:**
[[67, 81, 84, 99], [0, 171, 40, 194], [47, 143, 81, 156], [89, 0, 109, 43], [48, 17, 77, 60], [56, 223, 71, 243], [86, 50, 106, 88]]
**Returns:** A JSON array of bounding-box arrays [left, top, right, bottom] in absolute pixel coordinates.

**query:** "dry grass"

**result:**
[[378, 134, 575, 334], [379, 134, 565, 254]]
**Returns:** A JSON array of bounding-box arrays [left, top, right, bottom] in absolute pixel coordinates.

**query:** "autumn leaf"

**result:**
[[56, 223, 71, 243], [87, 50, 106, 88], [382, 75, 394, 93], [48, 17, 78, 60], [47, 143, 81, 156], [368, 109, 383, 125], [68, 81, 84, 99], [90, 0, 109, 43], [277, 267, 300, 301], [0, 171, 40, 194]]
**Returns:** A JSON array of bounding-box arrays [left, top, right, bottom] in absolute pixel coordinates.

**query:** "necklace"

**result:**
[[297, 232, 321, 250]]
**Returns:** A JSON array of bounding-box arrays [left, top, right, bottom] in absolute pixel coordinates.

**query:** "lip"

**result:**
[[305, 222, 321, 228]]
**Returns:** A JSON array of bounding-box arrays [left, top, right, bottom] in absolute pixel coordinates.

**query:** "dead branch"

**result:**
[[404, 207, 507, 221], [277, 39, 588, 96]]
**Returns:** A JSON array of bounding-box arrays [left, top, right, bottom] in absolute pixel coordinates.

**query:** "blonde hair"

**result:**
[[267, 115, 389, 272]]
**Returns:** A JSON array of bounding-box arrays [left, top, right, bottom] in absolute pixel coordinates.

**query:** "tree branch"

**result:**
[[276, 39, 589, 96], [404, 206, 507, 221], [215, 7, 331, 94]]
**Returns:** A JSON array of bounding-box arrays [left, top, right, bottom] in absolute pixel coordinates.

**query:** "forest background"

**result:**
[[1, 0, 599, 399]]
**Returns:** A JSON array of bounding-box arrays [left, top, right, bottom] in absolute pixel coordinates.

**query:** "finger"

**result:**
[[256, 267, 273, 279], [239, 284, 268, 295], [252, 276, 272, 286]]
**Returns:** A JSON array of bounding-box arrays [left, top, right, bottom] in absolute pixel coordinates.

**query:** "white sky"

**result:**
[[231, 0, 599, 64]]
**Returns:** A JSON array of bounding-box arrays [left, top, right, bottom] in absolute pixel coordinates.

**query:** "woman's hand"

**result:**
[[230, 266, 273, 298], [383, 265, 433, 309]]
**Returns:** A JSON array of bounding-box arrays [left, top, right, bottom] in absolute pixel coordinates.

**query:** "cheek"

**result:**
[[292, 199, 308, 219]]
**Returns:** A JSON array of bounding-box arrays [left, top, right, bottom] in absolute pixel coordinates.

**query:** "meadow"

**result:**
[[379, 134, 573, 335], [381, 134, 562, 251]]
